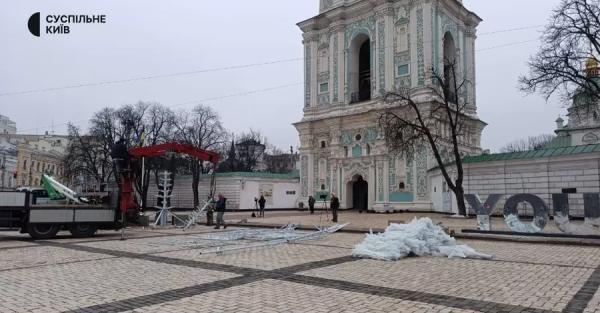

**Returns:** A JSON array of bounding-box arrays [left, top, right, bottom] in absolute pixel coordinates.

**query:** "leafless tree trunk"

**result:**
[[174, 105, 227, 207], [64, 124, 110, 192], [117, 102, 175, 210], [379, 61, 475, 216]]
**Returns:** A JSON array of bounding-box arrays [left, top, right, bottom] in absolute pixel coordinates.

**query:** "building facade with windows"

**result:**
[[16, 135, 69, 187], [294, 0, 485, 212], [0, 115, 16, 135]]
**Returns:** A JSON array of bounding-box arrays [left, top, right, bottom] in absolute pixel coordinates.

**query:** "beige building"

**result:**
[[16, 135, 69, 187]]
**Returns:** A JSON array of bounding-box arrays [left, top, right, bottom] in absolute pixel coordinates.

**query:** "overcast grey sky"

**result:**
[[0, 0, 564, 152]]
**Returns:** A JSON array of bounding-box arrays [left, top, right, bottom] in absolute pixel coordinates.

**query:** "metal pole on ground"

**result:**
[[120, 210, 126, 240]]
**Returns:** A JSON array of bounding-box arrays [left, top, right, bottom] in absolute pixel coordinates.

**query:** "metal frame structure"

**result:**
[[196, 223, 349, 255], [120, 142, 220, 215]]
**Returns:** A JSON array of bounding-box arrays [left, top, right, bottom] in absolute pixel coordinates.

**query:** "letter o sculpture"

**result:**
[[503, 194, 549, 233]]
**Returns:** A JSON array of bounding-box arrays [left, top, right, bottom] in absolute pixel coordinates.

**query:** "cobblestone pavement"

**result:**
[[0, 226, 598, 313], [226, 211, 564, 233]]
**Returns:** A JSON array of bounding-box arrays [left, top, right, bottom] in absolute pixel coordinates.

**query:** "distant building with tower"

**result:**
[[551, 57, 600, 147]]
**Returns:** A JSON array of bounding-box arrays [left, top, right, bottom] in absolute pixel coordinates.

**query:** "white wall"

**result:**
[[239, 180, 300, 210], [147, 175, 300, 210], [429, 152, 600, 216]]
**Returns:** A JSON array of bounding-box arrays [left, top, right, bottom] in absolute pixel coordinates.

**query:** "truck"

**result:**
[[0, 190, 119, 239], [0, 142, 220, 240]]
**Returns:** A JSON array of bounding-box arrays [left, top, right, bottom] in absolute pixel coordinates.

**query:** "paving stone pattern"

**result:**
[[0, 225, 598, 313]]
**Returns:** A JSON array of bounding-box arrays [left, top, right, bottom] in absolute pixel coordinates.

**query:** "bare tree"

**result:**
[[379, 61, 478, 216], [520, 0, 600, 102], [174, 105, 227, 207], [499, 134, 556, 153], [64, 124, 112, 192], [86, 108, 122, 191], [65, 103, 175, 208], [235, 129, 268, 172], [117, 102, 175, 209]]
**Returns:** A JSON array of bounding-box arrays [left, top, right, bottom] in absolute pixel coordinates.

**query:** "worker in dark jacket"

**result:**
[[214, 194, 227, 229], [110, 138, 129, 165], [308, 196, 316, 214], [330, 193, 340, 223], [110, 138, 129, 200], [258, 194, 266, 218]]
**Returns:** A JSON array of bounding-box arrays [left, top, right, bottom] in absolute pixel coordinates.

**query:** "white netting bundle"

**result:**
[[352, 218, 493, 261]]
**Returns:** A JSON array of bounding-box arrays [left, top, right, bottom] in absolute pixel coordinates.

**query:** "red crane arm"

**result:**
[[128, 143, 220, 164]]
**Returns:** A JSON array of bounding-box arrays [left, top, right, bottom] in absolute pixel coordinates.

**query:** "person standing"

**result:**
[[214, 194, 227, 229], [330, 193, 340, 223], [110, 138, 129, 193], [258, 194, 266, 218], [308, 196, 316, 214], [206, 197, 214, 226]]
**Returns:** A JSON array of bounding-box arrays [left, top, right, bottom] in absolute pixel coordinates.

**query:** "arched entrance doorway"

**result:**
[[346, 175, 368, 213]]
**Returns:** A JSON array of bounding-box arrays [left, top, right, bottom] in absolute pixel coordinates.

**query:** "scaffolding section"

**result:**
[[140, 223, 349, 256]]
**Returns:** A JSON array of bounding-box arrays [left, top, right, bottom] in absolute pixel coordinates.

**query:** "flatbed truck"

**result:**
[[0, 191, 120, 239]]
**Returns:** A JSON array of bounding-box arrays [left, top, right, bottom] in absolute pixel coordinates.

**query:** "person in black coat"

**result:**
[[308, 196, 316, 214], [110, 138, 129, 188], [258, 194, 266, 218], [214, 194, 227, 229], [110, 138, 129, 208], [330, 193, 340, 223]]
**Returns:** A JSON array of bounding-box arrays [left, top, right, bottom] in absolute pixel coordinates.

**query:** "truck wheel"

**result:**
[[69, 223, 98, 238], [27, 224, 60, 240]]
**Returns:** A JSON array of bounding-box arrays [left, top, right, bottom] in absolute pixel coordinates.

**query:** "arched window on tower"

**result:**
[[349, 34, 371, 103], [443, 32, 457, 102]]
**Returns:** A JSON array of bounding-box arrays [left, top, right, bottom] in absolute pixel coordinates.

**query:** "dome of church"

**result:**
[[586, 57, 599, 77]]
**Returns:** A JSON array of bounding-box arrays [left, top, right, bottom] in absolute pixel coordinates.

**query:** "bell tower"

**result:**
[[295, 0, 484, 212]]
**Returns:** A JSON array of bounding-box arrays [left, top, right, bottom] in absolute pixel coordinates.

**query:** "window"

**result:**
[[443, 32, 457, 102], [286, 191, 296, 195], [355, 134, 362, 141], [319, 82, 329, 93], [366, 144, 371, 156], [399, 182, 406, 190], [321, 184, 326, 190], [358, 40, 371, 102], [23, 160, 27, 170], [344, 146, 349, 157], [562, 188, 577, 194], [320, 141, 326, 148], [318, 48, 329, 73], [349, 34, 371, 103], [397, 64, 410, 77]]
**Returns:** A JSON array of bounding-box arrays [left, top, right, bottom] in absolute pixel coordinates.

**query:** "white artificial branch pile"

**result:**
[[352, 218, 493, 261]]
